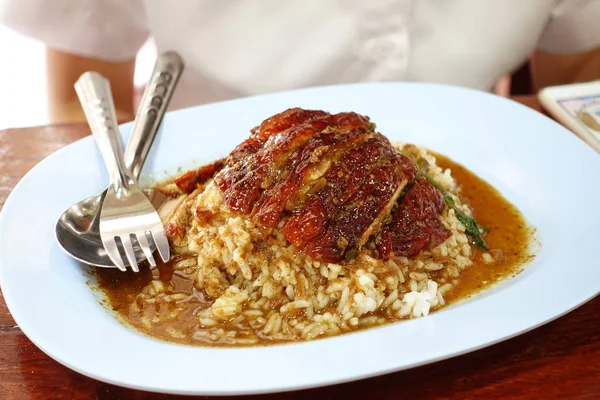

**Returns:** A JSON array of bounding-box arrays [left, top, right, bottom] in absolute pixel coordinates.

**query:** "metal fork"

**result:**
[[74, 72, 170, 271]]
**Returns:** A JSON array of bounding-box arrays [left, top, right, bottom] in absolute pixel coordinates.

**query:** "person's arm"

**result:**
[[46, 47, 137, 124], [530, 47, 600, 91], [509, 48, 599, 117], [1, 0, 148, 123], [529, 0, 600, 90]]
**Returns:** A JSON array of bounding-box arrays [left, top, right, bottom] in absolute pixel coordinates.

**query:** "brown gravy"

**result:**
[[94, 155, 533, 345], [434, 154, 534, 303]]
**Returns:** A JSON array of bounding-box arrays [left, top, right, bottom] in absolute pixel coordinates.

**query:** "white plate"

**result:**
[[1, 83, 599, 396]]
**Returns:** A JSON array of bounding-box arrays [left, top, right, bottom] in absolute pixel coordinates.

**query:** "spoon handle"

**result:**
[[75, 72, 132, 191], [125, 51, 185, 180]]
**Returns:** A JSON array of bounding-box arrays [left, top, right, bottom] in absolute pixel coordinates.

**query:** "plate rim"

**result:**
[[1, 81, 599, 395]]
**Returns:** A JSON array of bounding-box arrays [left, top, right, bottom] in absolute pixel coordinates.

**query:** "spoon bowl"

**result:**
[[56, 192, 111, 267], [55, 189, 168, 267]]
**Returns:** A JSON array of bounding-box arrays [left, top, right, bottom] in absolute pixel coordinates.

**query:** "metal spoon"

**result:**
[[55, 51, 184, 268]]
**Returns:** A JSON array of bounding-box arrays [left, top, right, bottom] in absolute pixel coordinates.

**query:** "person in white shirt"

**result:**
[[1, 0, 599, 122]]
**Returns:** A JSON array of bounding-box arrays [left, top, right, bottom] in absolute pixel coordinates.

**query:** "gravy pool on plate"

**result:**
[[93, 108, 535, 346]]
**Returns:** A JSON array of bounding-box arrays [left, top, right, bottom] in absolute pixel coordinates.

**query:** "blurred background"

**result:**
[[0, 26, 538, 131], [0, 1, 598, 133], [0, 26, 157, 130]]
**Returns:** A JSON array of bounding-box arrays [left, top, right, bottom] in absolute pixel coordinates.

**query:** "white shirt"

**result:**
[[1, 0, 599, 110]]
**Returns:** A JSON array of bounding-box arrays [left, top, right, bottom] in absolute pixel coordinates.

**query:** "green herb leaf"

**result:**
[[415, 157, 489, 250], [444, 194, 488, 250]]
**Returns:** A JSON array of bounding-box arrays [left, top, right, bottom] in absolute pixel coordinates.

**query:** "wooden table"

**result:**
[[1, 98, 599, 399]]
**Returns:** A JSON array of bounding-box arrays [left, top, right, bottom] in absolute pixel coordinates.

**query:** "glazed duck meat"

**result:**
[[207, 108, 452, 262]]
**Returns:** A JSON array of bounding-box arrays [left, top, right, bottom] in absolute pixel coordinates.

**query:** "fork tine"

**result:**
[[121, 235, 139, 272], [102, 237, 126, 272], [152, 229, 170, 262], [136, 231, 156, 267]]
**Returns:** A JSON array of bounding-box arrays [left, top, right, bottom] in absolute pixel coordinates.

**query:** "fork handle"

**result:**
[[124, 51, 184, 181], [75, 71, 132, 191]]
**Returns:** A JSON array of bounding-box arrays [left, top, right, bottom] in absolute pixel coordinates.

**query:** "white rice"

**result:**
[[130, 144, 477, 345]]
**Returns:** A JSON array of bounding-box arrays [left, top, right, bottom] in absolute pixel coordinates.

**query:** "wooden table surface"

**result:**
[[0, 98, 599, 399]]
